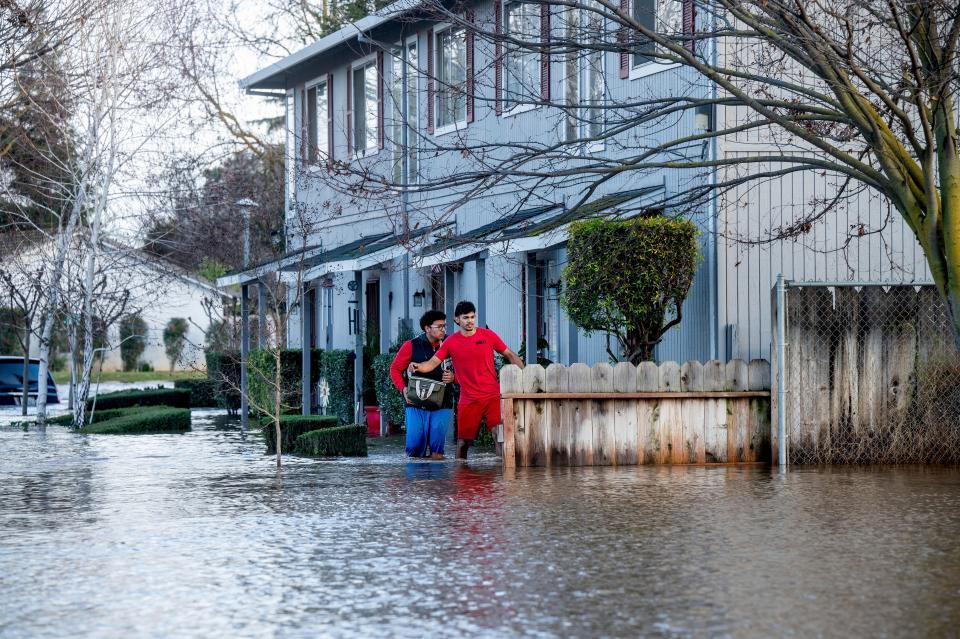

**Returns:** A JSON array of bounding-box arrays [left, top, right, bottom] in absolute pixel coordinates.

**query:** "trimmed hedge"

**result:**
[[373, 352, 405, 430], [248, 348, 354, 424], [206, 351, 241, 413], [293, 425, 368, 457], [49, 408, 128, 426], [174, 378, 218, 407], [85, 388, 191, 411], [261, 414, 340, 454], [81, 406, 191, 434]]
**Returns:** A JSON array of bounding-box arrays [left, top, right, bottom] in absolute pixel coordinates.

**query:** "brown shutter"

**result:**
[[326, 73, 334, 162], [377, 51, 385, 148], [466, 10, 475, 123], [494, 0, 502, 115], [300, 87, 308, 160], [427, 29, 435, 133], [346, 67, 353, 155], [540, 3, 550, 101], [618, 0, 629, 79], [683, 0, 695, 52]]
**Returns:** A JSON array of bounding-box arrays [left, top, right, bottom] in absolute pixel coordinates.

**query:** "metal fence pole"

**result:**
[[775, 274, 787, 469]]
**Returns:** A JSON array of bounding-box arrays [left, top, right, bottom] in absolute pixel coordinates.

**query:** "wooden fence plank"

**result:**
[[725, 359, 748, 391], [748, 359, 771, 390], [544, 363, 569, 466], [592, 363, 615, 465], [682, 361, 705, 462], [521, 366, 546, 467], [638, 361, 659, 391], [659, 399, 685, 463], [500, 365, 522, 469], [703, 360, 726, 462], [637, 399, 658, 464], [613, 363, 638, 465], [659, 361, 681, 392], [728, 399, 750, 462], [568, 363, 593, 465]]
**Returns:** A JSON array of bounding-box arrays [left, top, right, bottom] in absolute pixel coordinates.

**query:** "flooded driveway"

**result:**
[[1, 411, 958, 637]]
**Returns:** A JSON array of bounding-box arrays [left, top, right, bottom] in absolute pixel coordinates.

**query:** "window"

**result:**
[[435, 27, 467, 130], [391, 39, 419, 184], [306, 80, 328, 162], [352, 62, 378, 153], [563, 3, 605, 143], [632, 0, 683, 68], [285, 91, 295, 206], [504, 2, 540, 110]]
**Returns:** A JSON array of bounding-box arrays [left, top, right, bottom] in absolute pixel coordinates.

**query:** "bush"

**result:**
[[49, 408, 128, 426], [247, 348, 354, 424], [174, 378, 219, 407], [163, 317, 189, 372], [293, 425, 368, 457], [562, 216, 699, 363], [206, 350, 241, 413], [373, 352, 405, 430], [138, 361, 154, 372], [82, 406, 191, 434], [119, 314, 148, 372], [261, 414, 340, 454], [85, 388, 191, 411]]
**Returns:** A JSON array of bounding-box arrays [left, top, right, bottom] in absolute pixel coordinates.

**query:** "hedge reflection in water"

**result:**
[[0, 409, 959, 638]]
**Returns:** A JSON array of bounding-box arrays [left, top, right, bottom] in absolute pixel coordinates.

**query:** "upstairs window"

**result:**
[[352, 61, 379, 153], [631, 0, 685, 69], [391, 39, 419, 184], [306, 80, 328, 162], [564, 2, 605, 143], [435, 27, 467, 130], [504, 2, 540, 110]]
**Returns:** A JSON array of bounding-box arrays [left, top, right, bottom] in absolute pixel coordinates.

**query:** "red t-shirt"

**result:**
[[434, 327, 507, 403]]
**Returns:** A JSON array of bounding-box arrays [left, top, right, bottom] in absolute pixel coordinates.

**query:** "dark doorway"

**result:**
[[365, 280, 381, 345]]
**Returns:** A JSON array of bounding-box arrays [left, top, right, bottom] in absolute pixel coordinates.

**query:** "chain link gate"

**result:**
[[773, 281, 960, 465]]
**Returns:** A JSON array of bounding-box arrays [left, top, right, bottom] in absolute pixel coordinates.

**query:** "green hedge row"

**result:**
[[85, 388, 191, 411], [81, 406, 191, 434], [261, 414, 340, 454], [247, 349, 354, 424], [48, 408, 130, 426], [293, 425, 368, 457], [206, 351, 241, 413], [174, 378, 219, 407], [372, 352, 405, 430]]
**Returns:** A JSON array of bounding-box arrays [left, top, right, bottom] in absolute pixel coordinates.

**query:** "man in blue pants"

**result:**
[[389, 310, 454, 459]]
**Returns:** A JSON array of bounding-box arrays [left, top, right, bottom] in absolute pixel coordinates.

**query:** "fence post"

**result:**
[[775, 273, 788, 469]]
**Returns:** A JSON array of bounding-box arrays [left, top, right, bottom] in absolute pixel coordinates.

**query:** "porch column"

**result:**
[[402, 253, 412, 335], [444, 266, 455, 332], [257, 283, 266, 347], [379, 272, 390, 353], [301, 283, 311, 416], [525, 253, 537, 366], [240, 283, 249, 429], [325, 285, 333, 350], [476, 254, 486, 327], [353, 270, 363, 424]]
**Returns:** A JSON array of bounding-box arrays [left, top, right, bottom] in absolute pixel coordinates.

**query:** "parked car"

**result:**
[[0, 356, 60, 406]]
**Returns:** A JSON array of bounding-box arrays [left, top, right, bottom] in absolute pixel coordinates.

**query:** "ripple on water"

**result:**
[[1, 416, 959, 638]]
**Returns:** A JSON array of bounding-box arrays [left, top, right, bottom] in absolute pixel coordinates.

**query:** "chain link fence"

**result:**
[[779, 283, 960, 465]]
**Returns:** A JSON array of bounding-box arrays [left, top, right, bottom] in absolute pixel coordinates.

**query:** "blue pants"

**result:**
[[405, 408, 452, 457]]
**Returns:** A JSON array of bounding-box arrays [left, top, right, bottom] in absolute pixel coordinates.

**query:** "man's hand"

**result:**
[[403, 390, 412, 405], [441, 370, 454, 384]]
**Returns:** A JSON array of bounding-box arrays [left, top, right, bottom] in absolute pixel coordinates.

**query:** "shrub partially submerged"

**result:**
[[48, 409, 128, 426], [85, 388, 191, 411], [262, 414, 340, 454], [174, 379, 218, 407], [293, 425, 368, 457], [81, 407, 191, 434]]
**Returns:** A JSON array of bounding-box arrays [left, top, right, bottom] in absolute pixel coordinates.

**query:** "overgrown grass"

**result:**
[[51, 370, 205, 384]]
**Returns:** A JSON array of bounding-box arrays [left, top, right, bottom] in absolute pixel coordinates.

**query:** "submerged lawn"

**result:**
[[51, 370, 205, 384]]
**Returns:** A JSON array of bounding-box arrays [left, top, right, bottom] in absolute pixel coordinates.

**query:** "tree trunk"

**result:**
[[21, 329, 31, 417]]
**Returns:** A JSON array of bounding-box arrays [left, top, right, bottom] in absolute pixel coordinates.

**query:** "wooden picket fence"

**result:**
[[499, 360, 772, 468]]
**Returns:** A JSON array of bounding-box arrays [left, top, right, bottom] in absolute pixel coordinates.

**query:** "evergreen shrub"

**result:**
[[373, 352, 405, 430], [293, 425, 368, 457], [174, 378, 219, 407], [85, 388, 191, 411], [261, 414, 339, 454], [247, 348, 354, 424], [206, 350, 241, 413]]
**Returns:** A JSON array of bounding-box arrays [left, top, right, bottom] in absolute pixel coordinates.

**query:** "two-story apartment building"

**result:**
[[220, 0, 932, 416]]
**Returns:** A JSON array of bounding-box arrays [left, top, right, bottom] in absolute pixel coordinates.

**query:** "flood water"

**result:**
[[1, 410, 959, 638]]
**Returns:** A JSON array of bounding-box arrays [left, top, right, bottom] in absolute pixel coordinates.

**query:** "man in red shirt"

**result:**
[[412, 300, 524, 459]]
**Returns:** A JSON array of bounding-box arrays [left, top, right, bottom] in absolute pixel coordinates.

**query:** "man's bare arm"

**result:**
[[502, 348, 525, 369], [411, 356, 442, 374]]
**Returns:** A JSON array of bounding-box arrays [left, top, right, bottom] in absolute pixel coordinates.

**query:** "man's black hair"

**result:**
[[419, 309, 446, 331], [454, 300, 476, 317]]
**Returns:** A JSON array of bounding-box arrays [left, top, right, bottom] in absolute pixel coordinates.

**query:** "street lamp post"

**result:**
[[236, 198, 258, 431]]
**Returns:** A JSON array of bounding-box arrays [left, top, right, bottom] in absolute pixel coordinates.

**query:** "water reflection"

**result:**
[[1, 417, 958, 638]]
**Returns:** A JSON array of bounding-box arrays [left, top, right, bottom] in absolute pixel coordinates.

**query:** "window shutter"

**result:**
[[427, 28, 435, 133], [300, 87, 308, 160], [377, 51, 385, 149], [494, 0, 502, 115], [326, 73, 334, 161], [466, 10, 475, 123], [618, 0, 629, 79], [540, 3, 550, 101], [683, 0, 695, 52], [346, 68, 353, 155]]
